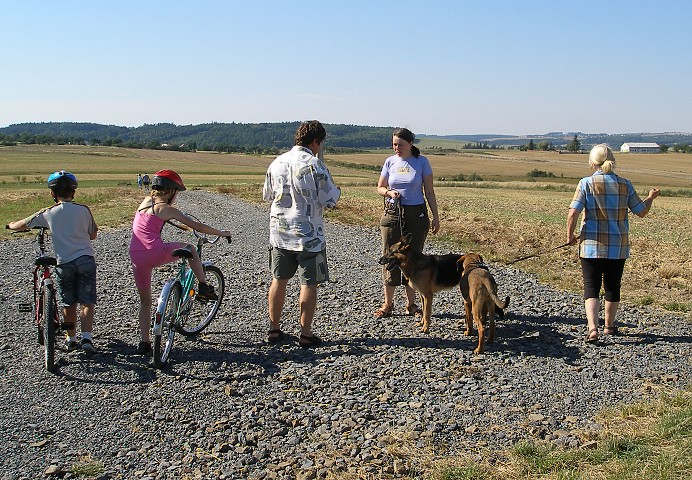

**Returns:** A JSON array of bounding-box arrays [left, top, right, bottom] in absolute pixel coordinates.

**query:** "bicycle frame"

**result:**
[[19, 229, 60, 329], [16, 227, 64, 371], [32, 263, 59, 331], [152, 237, 213, 335], [151, 215, 228, 368]]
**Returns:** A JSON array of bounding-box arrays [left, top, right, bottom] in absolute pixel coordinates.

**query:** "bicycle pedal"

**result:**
[[18, 303, 33, 313]]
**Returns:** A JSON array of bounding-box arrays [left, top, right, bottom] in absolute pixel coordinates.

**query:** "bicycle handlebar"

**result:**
[[182, 212, 231, 245]]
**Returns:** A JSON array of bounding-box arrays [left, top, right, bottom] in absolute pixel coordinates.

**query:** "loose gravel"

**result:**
[[1, 190, 690, 480]]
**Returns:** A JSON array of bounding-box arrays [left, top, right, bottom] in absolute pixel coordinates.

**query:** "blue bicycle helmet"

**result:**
[[47, 170, 78, 190]]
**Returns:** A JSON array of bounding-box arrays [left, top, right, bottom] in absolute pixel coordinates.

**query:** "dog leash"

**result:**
[[397, 199, 406, 234], [507, 237, 578, 265], [384, 195, 406, 234]]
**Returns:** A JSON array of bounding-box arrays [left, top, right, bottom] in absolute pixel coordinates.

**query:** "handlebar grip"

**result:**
[[5, 224, 9, 229]]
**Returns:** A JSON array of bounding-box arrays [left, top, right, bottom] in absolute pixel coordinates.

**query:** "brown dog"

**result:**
[[378, 233, 463, 334], [458, 253, 509, 353]]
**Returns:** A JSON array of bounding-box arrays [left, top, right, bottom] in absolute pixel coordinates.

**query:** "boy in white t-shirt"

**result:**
[[7, 171, 99, 353]]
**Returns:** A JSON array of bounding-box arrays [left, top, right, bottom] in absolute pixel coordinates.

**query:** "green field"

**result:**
[[2, 144, 690, 314]]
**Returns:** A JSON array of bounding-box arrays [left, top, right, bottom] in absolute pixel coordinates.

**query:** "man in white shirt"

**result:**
[[262, 121, 341, 348]]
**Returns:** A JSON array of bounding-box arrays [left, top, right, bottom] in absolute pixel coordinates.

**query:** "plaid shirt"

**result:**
[[569, 171, 646, 259]]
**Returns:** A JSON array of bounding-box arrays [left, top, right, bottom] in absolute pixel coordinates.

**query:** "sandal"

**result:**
[[374, 303, 393, 318], [603, 326, 619, 336], [406, 304, 422, 317], [299, 334, 322, 348], [136, 341, 152, 355], [268, 329, 284, 344], [584, 328, 599, 344]]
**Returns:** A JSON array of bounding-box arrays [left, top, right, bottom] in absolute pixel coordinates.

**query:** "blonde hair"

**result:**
[[151, 188, 175, 203], [589, 144, 616, 174]]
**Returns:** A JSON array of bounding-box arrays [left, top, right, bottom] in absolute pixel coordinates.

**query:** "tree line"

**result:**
[[0, 122, 394, 152], [3, 122, 692, 154]]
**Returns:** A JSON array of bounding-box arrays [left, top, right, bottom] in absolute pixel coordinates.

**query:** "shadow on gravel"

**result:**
[[605, 330, 692, 346], [499, 315, 583, 362], [52, 339, 159, 384], [56, 315, 690, 383]]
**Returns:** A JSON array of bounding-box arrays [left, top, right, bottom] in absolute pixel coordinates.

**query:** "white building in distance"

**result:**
[[620, 142, 660, 153]]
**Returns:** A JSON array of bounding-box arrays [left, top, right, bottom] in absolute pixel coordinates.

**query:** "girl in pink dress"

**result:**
[[129, 170, 231, 354]]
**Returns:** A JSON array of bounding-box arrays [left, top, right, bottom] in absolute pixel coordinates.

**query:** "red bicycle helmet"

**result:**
[[151, 169, 186, 191]]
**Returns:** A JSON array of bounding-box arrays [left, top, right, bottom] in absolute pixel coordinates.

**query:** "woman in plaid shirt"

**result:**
[[567, 144, 660, 343]]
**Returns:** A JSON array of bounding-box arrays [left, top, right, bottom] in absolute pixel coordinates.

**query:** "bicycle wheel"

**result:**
[[178, 265, 225, 336], [153, 282, 181, 368], [43, 286, 57, 372]]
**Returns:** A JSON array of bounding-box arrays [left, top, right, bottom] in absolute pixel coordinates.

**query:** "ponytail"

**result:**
[[600, 160, 615, 174], [411, 145, 420, 158]]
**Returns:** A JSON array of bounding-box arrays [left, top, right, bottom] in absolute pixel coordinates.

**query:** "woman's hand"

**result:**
[[386, 188, 399, 199], [567, 232, 579, 245], [648, 188, 661, 200], [431, 216, 440, 234]]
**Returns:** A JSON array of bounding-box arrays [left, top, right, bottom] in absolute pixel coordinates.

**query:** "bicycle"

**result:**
[[16, 227, 73, 372], [152, 216, 230, 368]]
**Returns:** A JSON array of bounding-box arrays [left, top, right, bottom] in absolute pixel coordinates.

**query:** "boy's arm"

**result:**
[[87, 206, 98, 240], [6, 219, 29, 231]]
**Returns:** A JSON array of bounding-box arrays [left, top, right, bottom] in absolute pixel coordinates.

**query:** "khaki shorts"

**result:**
[[269, 246, 329, 286], [380, 204, 429, 286]]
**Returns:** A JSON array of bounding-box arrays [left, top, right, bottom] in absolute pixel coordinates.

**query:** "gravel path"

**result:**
[[1, 190, 690, 480]]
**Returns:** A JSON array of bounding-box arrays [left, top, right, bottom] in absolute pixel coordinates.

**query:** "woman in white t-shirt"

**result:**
[[374, 128, 440, 318]]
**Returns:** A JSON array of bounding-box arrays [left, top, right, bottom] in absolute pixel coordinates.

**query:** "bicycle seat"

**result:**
[[172, 248, 193, 259], [35, 256, 57, 267]]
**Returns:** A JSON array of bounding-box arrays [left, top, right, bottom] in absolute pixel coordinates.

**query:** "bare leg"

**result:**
[[268, 278, 288, 332], [80, 303, 95, 333], [187, 246, 207, 284], [137, 288, 152, 343], [384, 285, 395, 307], [299, 285, 318, 336], [604, 301, 619, 329], [585, 297, 600, 340], [63, 304, 78, 337], [404, 284, 417, 307]]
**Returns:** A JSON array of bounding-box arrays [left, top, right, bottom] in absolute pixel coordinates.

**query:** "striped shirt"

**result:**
[[569, 171, 646, 259]]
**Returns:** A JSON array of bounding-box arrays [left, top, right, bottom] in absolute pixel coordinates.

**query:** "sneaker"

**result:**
[[66, 338, 80, 352], [136, 341, 152, 355], [196, 282, 218, 302], [80, 338, 96, 353]]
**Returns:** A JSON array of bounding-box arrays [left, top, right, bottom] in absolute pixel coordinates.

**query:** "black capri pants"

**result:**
[[580, 257, 627, 302], [380, 203, 429, 286]]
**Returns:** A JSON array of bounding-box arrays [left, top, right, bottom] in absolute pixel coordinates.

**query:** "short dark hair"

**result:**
[[51, 187, 75, 200], [294, 120, 326, 147]]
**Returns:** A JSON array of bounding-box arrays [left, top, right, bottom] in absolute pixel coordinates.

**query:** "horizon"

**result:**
[[2, 120, 690, 139], [2, 1, 691, 136]]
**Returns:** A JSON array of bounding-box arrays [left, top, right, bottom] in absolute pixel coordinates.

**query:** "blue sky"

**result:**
[[2, 0, 690, 135]]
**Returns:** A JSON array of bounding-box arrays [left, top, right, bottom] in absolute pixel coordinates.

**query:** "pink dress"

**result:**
[[129, 211, 186, 290]]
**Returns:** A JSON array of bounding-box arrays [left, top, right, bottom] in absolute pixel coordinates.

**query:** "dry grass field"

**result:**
[[1, 144, 690, 314]]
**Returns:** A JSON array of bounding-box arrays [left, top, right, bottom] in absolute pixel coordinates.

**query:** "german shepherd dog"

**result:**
[[378, 233, 463, 334], [457, 253, 510, 353]]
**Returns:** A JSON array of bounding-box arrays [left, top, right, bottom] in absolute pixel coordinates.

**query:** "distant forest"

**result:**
[[1, 122, 692, 153], [0, 122, 394, 154]]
